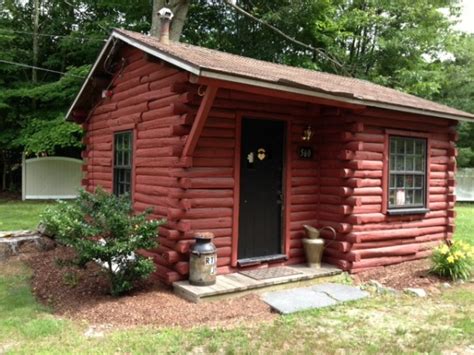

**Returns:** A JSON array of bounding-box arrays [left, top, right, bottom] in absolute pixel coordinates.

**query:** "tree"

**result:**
[[435, 34, 474, 167], [0, 0, 471, 193], [151, 0, 190, 41], [0, 0, 153, 191]]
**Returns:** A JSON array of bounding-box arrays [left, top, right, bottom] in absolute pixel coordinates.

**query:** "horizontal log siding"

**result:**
[[172, 89, 318, 275], [82, 46, 194, 284], [83, 45, 457, 281], [321, 111, 456, 273]]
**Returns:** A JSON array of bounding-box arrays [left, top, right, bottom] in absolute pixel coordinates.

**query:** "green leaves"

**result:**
[[0, 65, 88, 155], [431, 241, 474, 281], [40, 188, 166, 296], [18, 116, 83, 156]]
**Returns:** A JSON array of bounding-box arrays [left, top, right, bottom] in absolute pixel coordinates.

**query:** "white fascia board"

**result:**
[[65, 35, 115, 120], [200, 70, 474, 122], [112, 31, 201, 76]]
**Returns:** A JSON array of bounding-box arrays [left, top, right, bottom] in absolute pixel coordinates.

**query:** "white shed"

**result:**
[[456, 168, 474, 202], [22, 156, 82, 200]]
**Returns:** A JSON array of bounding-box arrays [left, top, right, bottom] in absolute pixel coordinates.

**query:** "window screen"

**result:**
[[388, 136, 426, 209], [113, 131, 132, 197]]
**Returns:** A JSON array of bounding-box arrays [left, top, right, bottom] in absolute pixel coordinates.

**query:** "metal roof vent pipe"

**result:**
[[158, 7, 174, 45]]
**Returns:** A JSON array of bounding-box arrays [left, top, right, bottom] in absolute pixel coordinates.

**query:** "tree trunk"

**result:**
[[1, 151, 6, 192], [150, 0, 190, 42]]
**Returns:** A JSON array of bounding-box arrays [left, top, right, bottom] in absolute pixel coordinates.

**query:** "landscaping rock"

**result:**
[[0, 230, 35, 238], [0, 243, 12, 261], [37, 237, 56, 251], [0, 232, 45, 258], [84, 326, 105, 338], [364, 280, 398, 295], [441, 282, 451, 289], [368, 280, 383, 289], [378, 286, 398, 295], [37, 223, 54, 238], [404, 288, 427, 297]]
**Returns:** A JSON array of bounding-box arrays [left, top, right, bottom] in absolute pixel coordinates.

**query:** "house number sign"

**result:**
[[298, 146, 313, 159]]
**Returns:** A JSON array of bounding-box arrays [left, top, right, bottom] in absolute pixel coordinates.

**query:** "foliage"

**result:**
[[431, 241, 474, 281], [40, 188, 165, 296], [434, 34, 474, 167], [184, 1, 460, 95], [0, 66, 88, 156], [1, 0, 473, 175], [457, 147, 474, 168], [0, 0, 153, 190]]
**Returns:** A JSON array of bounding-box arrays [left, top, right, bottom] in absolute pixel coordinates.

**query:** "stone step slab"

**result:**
[[262, 283, 369, 314]]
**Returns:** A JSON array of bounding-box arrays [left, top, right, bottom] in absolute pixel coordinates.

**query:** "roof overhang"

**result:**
[[66, 30, 474, 123]]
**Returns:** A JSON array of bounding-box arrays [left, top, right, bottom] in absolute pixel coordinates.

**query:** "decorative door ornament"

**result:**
[[257, 148, 266, 161], [247, 151, 255, 164]]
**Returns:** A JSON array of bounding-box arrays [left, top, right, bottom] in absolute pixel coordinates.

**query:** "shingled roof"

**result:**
[[67, 28, 474, 121]]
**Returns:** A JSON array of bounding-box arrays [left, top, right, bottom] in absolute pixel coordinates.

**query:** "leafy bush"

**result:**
[[40, 188, 165, 296], [430, 241, 474, 281]]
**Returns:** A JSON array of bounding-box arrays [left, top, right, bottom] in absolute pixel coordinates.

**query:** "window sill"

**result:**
[[386, 208, 430, 216]]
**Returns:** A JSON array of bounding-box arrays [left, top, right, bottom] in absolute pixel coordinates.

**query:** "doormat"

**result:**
[[239, 267, 302, 281]]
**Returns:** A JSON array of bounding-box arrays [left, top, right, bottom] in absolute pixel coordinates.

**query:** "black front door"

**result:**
[[238, 118, 284, 260]]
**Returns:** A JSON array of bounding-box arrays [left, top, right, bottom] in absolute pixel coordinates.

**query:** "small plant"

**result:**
[[430, 240, 474, 281], [63, 271, 80, 288], [40, 188, 165, 296]]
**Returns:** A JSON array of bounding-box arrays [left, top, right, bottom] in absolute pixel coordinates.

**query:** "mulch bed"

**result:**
[[353, 258, 446, 291], [21, 246, 275, 328], [17, 243, 450, 328]]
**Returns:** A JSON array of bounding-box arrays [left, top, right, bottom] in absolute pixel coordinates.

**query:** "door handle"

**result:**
[[277, 191, 283, 204]]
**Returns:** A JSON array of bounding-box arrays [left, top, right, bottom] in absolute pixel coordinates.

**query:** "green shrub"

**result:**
[[430, 241, 474, 281], [40, 188, 165, 296]]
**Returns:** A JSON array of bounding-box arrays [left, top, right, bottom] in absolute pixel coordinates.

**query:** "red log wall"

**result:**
[[317, 109, 456, 273], [82, 44, 457, 283]]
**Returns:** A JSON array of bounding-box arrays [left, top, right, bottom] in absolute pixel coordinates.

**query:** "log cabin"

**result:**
[[66, 26, 474, 284]]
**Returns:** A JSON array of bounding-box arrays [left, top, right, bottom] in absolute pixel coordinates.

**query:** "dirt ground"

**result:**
[[18, 243, 450, 328]]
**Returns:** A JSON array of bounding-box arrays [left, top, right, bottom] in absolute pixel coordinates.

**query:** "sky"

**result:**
[[457, 0, 474, 33]]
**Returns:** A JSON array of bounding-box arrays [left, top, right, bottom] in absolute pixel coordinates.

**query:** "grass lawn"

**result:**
[[455, 203, 474, 245], [0, 200, 53, 231], [0, 259, 472, 354]]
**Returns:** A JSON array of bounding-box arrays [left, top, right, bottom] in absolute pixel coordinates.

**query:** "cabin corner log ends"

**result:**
[[81, 45, 457, 284]]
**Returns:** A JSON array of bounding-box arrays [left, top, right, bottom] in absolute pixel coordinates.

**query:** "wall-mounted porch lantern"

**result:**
[[302, 125, 313, 141]]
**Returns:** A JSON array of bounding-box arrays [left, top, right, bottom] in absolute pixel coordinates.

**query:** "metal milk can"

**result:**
[[189, 232, 217, 286]]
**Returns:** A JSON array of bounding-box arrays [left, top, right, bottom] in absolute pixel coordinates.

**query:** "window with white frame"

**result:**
[[388, 136, 427, 210]]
